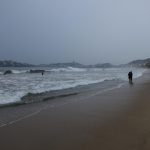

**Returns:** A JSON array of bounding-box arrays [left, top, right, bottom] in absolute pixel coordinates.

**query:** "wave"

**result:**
[[11, 70, 28, 74], [0, 67, 147, 106], [0, 77, 125, 107], [0, 78, 124, 108], [49, 67, 86, 72], [0, 92, 78, 108], [1, 67, 87, 74], [0, 70, 28, 75]]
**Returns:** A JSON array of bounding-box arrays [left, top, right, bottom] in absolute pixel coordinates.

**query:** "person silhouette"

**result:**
[[42, 71, 44, 76], [128, 71, 133, 84]]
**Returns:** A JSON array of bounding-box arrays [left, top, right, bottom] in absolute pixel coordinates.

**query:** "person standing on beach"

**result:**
[[128, 71, 133, 84]]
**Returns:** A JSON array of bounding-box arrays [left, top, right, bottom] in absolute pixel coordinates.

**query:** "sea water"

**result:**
[[0, 67, 146, 105]]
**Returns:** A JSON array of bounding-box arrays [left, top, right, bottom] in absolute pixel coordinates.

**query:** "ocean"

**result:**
[[0, 67, 146, 106]]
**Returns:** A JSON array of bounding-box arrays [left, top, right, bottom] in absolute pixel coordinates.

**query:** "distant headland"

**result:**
[[0, 58, 150, 68]]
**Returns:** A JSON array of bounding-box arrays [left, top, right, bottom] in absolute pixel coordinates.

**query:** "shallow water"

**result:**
[[0, 67, 146, 105]]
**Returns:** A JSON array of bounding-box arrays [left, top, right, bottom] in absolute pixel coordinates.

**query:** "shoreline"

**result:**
[[0, 77, 125, 108], [0, 67, 146, 107], [0, 71, 150, 149], [0, 78, 126, 128]]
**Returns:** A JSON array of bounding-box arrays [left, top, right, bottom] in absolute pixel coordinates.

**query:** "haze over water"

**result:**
[[0, 1, 149, 106], [1, 0, 150, 64]]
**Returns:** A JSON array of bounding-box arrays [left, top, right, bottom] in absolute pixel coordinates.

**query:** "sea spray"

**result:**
[[0, 67, 146, 105]]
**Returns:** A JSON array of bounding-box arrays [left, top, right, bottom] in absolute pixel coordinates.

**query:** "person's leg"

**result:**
[[129, 77, 132, 84]]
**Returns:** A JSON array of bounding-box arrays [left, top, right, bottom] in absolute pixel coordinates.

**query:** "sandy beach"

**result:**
[[0, 71, 150, 150], [1, 0, 150, 149]]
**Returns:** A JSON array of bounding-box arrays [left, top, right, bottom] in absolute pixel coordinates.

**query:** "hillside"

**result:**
[[47, 62, 85, 68], [128, 58, 150, 67], [1, 59, 150, 68], [0, 60, 34, 67]]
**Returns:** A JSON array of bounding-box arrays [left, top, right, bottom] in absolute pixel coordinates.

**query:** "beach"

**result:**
[[0, 71, 150, 150]]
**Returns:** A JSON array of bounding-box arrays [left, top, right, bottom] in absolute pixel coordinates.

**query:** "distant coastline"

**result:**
[[0, 58, 150, 68]]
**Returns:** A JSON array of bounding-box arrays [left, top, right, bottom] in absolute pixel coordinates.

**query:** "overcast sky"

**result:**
[[0, 0, 150, 65]]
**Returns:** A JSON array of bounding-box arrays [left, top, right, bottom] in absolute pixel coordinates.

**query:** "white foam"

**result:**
[[67, 67, 86, 72], [0, 67, 147, 105], [11, 70, 28, 74], [0, 91, 25, 105], [50, 67, 86, 72]]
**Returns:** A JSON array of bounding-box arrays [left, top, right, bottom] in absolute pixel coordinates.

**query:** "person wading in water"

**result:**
[[128, 71, 133, 84]]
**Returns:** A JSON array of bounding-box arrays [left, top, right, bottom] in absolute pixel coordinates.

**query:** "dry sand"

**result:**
[[0, 72, 150, 150]]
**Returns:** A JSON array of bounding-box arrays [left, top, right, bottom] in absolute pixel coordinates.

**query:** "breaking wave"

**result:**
[[0, 67, 147, 106]]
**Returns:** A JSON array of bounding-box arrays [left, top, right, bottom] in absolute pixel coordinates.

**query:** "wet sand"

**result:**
[[0, 72, 150, 150]]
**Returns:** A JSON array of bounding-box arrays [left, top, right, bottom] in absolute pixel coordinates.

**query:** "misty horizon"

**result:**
[[0, 57, 150, 66], [1, 0, 150, 65]]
